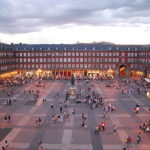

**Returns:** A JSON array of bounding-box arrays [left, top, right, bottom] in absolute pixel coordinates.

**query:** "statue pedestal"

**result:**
[[70, 86, 76, 99]]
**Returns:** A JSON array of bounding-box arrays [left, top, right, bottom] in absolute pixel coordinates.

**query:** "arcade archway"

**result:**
[[119, 65, 127, 77]]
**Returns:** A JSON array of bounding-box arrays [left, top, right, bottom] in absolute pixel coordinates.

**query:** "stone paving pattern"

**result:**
[[0, 79, 150, 150]]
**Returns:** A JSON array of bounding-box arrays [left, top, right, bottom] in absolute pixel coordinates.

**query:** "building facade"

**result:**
[[0, 43, 150, 79]]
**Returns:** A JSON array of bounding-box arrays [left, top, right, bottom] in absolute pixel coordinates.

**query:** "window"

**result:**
[[72, 52, 75, 56], [60, 58, 63, 63], [28, 53, 30, 57], [76, 52, 79, 56], [52, 58, 55, 62], [68, 58, 71, 62], [56, 58, 58, 62], [88, 52, 91, 56], [68, 64, 71, 68], [101, 52, 103, 56], [40, 58, 42, 63], [88, 64, 91, 68], [80, 58, 83, 63], [68, 52, 71, 56], [64, 58, 67, 62], [72, 64, 75, 68], [96, 58, 99, 63], [32, 64, 34, 68], [84, 52, 87, 56], [52, 52, 55, 56], [84, 58, 87, 62], [76, 58, 79, 62], [24, 53, 26, 57], [80, 52, 83, 56], [88, 58, 91, 62], [92, 58, 95, 63], [84, 64, 87, 68], [122, 52, 125, 57], [122, 58, 125, 62], [92, 52, 95, 56], [80, 64, 83, 68], [76, 64, 79, 68], [113, 64, 116, 68], [72, 58, 75, 63]]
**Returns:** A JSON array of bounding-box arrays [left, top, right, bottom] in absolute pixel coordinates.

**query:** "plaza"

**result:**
[[0, 78, 150, 150]]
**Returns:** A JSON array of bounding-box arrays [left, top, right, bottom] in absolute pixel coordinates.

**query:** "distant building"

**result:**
[[0, 43, 150, 79]]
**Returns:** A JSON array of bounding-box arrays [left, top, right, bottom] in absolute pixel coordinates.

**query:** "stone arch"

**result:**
[[119, 64, 127, 77]]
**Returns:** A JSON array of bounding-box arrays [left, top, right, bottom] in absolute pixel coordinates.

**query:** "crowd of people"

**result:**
[[139, 120, 150, 133], [0, 75, 150, 150]]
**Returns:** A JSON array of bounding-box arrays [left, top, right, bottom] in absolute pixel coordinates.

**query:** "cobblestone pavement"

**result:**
[[0, 79, 150, 150]]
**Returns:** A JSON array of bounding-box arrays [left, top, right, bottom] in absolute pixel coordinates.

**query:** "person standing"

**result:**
[[137, 132, 141, 144], [60, 106, 62, 113], [4, 140, 8, 149], [113, 125, 117, 135], [72, 108, 75, 115], [8, 115, 11, 123]]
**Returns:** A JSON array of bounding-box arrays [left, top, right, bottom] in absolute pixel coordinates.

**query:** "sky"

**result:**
[[0, 0, 150, 45]]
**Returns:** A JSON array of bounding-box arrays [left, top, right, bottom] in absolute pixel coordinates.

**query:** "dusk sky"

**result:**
[[0, 0, 150, 44]]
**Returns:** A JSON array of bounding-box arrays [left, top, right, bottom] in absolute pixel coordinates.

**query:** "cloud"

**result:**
[[0, 0, 150, 34]]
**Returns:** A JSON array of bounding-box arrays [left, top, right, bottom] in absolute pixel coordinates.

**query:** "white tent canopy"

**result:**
[[144, 78, 150, 83]]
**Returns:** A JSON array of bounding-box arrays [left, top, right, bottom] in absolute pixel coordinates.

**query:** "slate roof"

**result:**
[[0, 42, 150, 51]]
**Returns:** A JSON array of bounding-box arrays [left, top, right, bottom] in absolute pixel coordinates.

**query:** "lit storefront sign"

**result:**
[[0, 71, 19, 79]]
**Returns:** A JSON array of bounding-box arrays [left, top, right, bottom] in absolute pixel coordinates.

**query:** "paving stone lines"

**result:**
[[0, 80, 150, 150], [0, 82, 59, 149], [95, 82, 150, 150], [42, 107, 93, 150]]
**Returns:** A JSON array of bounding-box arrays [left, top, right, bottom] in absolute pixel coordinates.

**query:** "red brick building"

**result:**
[[0, 43, 150, 79]]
